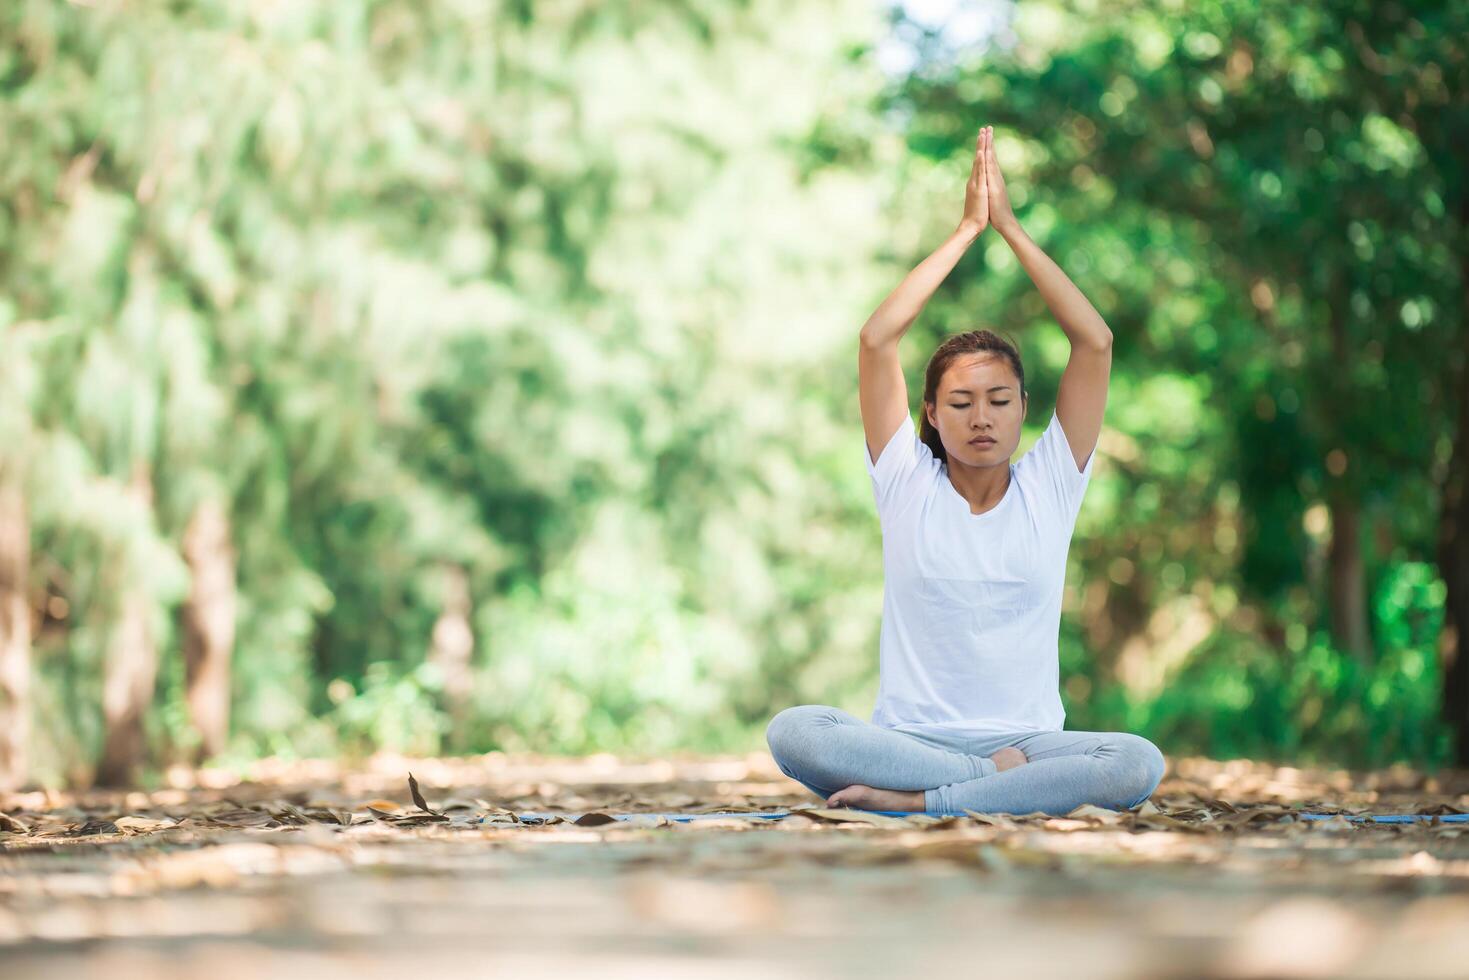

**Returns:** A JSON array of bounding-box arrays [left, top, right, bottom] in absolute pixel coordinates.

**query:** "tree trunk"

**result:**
[[0, 483, 30, 791], [96, 470, 159, 787], [427, 564, 474, 747], [1321, 273, 1373, 666], [1440, 389, 1469, 763], [1327, 494, 1372, 664], [1439, 195, 1469, 766], [180, 499, 236, 762]]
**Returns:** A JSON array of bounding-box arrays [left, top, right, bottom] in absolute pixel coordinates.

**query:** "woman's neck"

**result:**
[[944, 458, 1012, 514]]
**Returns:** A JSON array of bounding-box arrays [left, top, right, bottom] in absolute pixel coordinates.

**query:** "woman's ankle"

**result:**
[[988, 746, 1028, 773]]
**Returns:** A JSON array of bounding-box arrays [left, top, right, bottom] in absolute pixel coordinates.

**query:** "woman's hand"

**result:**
[[983, 127, 1019, 235], [959, 126, 989, 236]]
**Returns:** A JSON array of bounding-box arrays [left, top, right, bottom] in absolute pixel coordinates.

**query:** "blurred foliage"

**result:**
[[0, 0, 1461, 786]]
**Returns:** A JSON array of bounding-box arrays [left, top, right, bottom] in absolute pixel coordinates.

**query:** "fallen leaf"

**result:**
[[1042, 818, 1095, 832], [673, 816, 767, 831], [574, 812, 618, 826], [1312, 814, 1357, 832], [115, 815, 175, 833], [63, 818, 119, 837], [611, 814, 673, 828], [269, 802, 312, 825], [389, 813, 450, 827], [1134, 811, 1198, 832], [909, 814, 964, 830], [788, 808, 908, 826], [208, 808, 274, 828], [962, 809, 1021, 831], [302, 807, 354, 826], [1417, 802, 1469, 815], [479, 812, 521, 826], [408, 772, 441, 816]]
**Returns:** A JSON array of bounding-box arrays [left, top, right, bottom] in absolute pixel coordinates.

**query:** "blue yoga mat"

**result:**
[[509, 809, 1469, 825], [1297, 812, 1469, 824]]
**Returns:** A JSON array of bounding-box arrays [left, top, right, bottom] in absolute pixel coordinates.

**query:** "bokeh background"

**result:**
[[1, 0, 1465, 789]]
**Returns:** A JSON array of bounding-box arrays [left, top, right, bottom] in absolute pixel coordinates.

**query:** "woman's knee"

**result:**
[[763, 705, 822, 758], [1112, 733, 1166, 804], [765, 704, 838, 761]]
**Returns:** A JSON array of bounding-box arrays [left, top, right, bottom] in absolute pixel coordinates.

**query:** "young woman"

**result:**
[[765, 125, 1165, 815]]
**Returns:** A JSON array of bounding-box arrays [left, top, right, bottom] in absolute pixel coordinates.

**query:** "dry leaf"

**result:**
[[962, 809, 1021, 830], [1135, 811, 1197, 832], [614, 814, 674, 828], [674, 816, 766, 831], [269, 802, 311, 825], [63, 818, 119, 837], [1313, 814, 1357, 832], [1042, 818, 1094, 832], [479, 813, 521, 826], [208, 808, 274, 828], [1417, 802, 1469, 815], [408, 772, 441, 816], [789, 808, 908, 826], [396, 813, 450, 826], [909, 814, 964, 830], [1066, 804, 1125, 825], [574, 812, 618, 826], [114, 815, 175, 833]]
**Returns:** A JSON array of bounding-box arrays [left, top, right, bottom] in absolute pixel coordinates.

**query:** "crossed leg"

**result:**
[[925, 727, 1167, 815], [764, 704, 994, 801], [765, 704, 1166, 815]]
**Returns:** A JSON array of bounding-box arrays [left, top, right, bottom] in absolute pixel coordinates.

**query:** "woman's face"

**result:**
[[925, 353, 1026, 467]]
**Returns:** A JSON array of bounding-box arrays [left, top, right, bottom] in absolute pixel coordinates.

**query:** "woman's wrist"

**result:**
[[955, 219, 985, 243], [994, 217, 1025, 242]]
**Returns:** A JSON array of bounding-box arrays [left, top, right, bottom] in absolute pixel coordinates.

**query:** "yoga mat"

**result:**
[[1297, 812, 1469, 824], [508, 809, 1469, 825]]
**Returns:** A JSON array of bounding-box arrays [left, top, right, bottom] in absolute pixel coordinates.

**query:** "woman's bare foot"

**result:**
[[990, 746, 1028, 772], [824, 749, 1027, 811], [826, 784, 927, 812]]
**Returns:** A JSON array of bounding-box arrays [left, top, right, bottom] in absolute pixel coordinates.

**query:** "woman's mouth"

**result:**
[[969, 437, 996, 447]]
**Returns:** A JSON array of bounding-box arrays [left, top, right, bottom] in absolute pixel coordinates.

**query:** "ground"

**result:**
[[2, 752, 1468, 979]]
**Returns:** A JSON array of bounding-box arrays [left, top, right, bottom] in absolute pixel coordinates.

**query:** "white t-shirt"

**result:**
[[864, 408, 1095, 738]]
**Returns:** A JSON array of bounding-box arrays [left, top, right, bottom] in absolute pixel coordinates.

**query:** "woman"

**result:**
[[765, 125, 1165, 815]]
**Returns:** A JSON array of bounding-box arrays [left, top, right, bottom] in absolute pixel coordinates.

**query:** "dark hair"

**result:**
[[919, 329, 1028, 464]]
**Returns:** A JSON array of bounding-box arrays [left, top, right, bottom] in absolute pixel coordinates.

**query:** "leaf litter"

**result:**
[[1, 752, 1468, 976]]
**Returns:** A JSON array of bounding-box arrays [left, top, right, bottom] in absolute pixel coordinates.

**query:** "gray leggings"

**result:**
[[766, 704, 1167, 815]]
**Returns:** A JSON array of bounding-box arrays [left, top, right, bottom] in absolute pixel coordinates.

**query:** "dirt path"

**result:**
[[3, 753, 1468, 978]]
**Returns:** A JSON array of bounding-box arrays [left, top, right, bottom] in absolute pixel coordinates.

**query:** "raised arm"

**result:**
[[984, 127, 1113, 473], [859, 127, 991, 463]]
